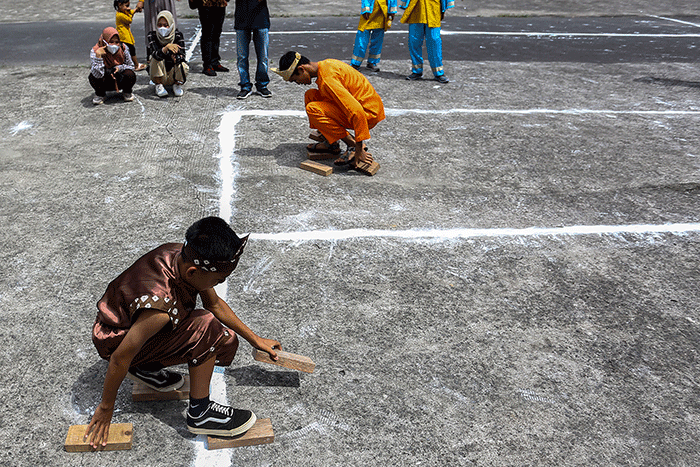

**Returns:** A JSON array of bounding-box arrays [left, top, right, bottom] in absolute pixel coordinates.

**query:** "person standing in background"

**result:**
[[198, 0, 230, 76], [233, 0, 272, 99]]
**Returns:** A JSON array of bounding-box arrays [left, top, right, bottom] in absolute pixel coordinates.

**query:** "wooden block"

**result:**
[[207, 418, 274, 450], [65, 423, 133, 452], [131, 374, 190, 401], [354, 161, 380, 176], [252, 348, 315, 373], [300, 160, 332, 176], [307, 151, 337, 161]]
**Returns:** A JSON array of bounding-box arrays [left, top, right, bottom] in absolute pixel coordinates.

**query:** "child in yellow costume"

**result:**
[[400, 0, 454, 83], [114, 0, 147, 71], [350, 0, 397, 72]]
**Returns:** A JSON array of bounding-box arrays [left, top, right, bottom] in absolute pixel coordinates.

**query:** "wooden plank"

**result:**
[[207, 418, 274, 450], [354, 160, 380, 176], [132, 374, 190, 401], [300, 160, 332, 176], [252, 348, 315, 373], [307, 151, 337, 161], [65, 423, 133, 452]]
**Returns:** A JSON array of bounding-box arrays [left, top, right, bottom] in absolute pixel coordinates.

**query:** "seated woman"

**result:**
[[148, 10, 188, 98], [89, 27, 136, 105]]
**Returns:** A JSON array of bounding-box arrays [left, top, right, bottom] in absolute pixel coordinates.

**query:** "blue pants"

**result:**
[[408, 23, 444, 77], [236, 28, 270, 91], [351, 28, 385, 67]]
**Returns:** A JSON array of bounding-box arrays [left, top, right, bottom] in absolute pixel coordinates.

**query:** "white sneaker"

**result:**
[[123, 93, 134, 102], [92, 95, 104, 105], [173, 83, 183, 97], [155, 84, 168, 98]]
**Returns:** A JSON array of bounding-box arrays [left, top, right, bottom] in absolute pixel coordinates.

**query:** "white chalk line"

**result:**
[[249, 223, 700, 242], [186, 26, 202, 63], [647, 15, 700, 29], [217, 30, 700, 38]]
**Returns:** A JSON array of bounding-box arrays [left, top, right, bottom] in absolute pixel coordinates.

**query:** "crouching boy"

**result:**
[[273, 50, 385, 175], [84, 216, 281, 448]]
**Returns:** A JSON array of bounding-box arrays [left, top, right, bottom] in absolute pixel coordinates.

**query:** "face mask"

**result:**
[[106, 43, 120, 54], [158, 26, 172, 37]]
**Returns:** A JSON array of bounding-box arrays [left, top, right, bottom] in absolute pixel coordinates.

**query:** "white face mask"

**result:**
[[106, 43, 120, 54], [157, 26, 172, 37]]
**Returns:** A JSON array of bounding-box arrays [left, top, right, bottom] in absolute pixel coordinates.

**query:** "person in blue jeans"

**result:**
[[234, 0, 272, 99]]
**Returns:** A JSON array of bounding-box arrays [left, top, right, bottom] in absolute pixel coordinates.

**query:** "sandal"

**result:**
[[306, 141, 341, 155], [308, 129, 325, 142], [334, 147, 356, 166]]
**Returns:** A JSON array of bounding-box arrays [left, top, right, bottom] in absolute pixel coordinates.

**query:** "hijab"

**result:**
[[155, 11, 176, 46], [92, 27, 125, 69]]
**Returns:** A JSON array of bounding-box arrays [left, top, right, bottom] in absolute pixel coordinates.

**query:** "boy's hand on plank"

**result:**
[[84, 403, 114, 448]]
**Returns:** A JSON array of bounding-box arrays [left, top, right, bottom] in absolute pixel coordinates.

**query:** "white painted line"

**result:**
[[386, 109, 700, 116], [249, 223, 700, 242], [186, 26, 202, 63], [220, 30, 700, 38], [647, 14, 700, 29]]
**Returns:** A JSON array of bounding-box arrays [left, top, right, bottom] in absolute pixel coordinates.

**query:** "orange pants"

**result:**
[[304, 89, 382, 144]]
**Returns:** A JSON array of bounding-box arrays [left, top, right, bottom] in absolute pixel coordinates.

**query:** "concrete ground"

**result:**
[[2, 1, 700, 467]]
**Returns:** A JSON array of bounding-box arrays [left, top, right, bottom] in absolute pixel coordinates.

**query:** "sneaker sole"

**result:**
[[187, 412, 257, 437], [256, 91, 273, 98], [237, 92, 253, 100], [126, 371, 185, 392]]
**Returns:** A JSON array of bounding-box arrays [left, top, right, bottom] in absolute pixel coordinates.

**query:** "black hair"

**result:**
[[279, 51, 310, 76], [114, 0, 129, 9], [184, 217, 244, 262]]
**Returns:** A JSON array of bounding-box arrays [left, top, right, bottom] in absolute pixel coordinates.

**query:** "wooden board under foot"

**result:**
[[207, 418, 274, 450], [300, 160, 332, 176], [307, 151, 338, 161], [65, 423, 133, 452], [252, 348, 315, 373], [132, 374, 190, 401]]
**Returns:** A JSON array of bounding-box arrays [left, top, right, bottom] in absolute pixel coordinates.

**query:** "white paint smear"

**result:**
[[10, 121, 32, 135], [250, 223, 700, 242]]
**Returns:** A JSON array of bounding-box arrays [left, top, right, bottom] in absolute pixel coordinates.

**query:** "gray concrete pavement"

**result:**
[[3, 2, 700, 467]]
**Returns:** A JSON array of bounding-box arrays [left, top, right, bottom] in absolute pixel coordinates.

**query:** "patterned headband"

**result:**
[[182, 235, 249, 272], [271, 52, 301, 81]]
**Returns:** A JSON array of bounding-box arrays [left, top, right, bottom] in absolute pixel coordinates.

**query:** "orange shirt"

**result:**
[[315, 59, 385, 142]]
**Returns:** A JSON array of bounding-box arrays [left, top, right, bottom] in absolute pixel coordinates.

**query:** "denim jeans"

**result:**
[[236, 28, 270, 91]]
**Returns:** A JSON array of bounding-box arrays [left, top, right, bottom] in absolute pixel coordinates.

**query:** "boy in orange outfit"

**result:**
[[273, 51, 385, 175]]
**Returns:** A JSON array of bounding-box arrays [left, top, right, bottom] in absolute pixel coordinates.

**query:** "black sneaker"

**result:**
[[366, 63, 380, 72], [406, 72, 423, 81], [187, 401, 257, 436], [203, 67, 217, 76], [435, 75, 450, 84], [256, 87, 273, 98], [127, 366, 185, 392], [237, 88, 253, 99]]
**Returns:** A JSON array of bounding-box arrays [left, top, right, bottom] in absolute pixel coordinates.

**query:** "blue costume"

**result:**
[[351, 0, 398, 69], [399, 0, 454, 78]]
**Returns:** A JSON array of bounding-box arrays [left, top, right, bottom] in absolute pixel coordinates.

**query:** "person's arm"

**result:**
[[147, 32, 168, 61], [122, 46, 135, 70], [84, 310, 170, 448], [90, 48, 106, 78], [200, 288, 281, 359]]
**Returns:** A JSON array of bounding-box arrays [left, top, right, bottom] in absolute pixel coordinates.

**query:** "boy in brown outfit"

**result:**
[[84, 217, 281, 447]]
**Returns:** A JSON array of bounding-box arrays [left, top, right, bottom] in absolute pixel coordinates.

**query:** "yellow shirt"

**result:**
[[400, 0, 442, 28], [116, 10, 135, 45], [358, 0, 390, 32]]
